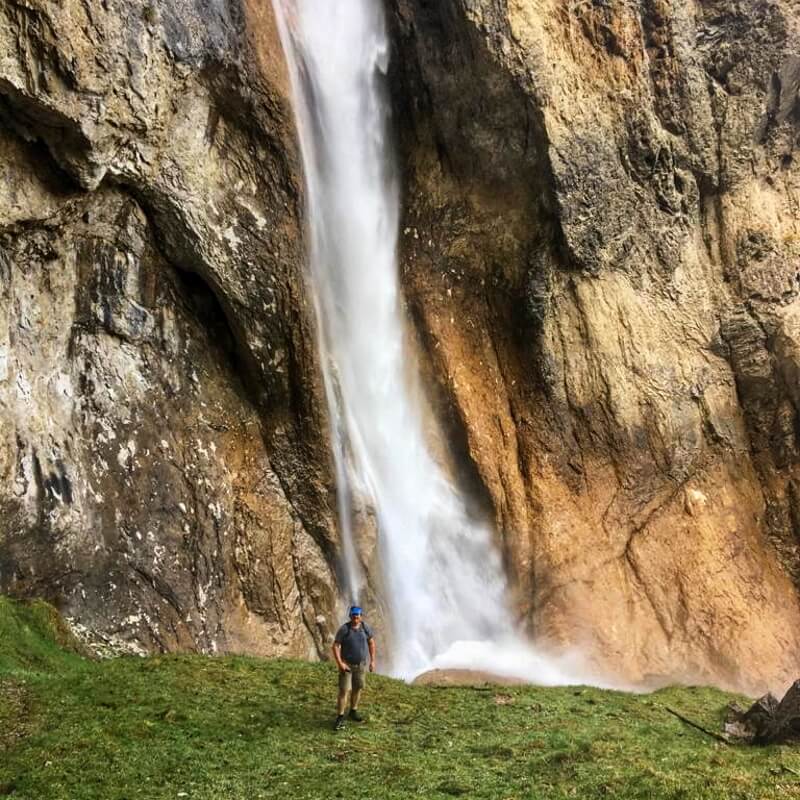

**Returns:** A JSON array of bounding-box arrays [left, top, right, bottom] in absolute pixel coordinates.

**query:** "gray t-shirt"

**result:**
[[334, 621, 374, 665]]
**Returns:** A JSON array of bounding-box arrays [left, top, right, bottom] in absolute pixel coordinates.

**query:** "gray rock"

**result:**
[[0, 0, 342, 659]]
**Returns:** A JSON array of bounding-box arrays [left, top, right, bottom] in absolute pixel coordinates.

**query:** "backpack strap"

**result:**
[[344, 621, 372, 644]]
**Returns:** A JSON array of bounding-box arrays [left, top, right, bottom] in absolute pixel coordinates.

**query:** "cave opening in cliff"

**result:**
[[173, 268, 238, 366]]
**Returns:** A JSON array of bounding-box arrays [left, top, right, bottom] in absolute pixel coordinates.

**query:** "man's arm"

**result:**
[[332, 641, 349, 672], [368, 636, 376, 672]]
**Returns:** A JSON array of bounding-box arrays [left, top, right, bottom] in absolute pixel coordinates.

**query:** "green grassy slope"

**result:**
[[0, 596, 85, 674], [1, 597, 798, 800]]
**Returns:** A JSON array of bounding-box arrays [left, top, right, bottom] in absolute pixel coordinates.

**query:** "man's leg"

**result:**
[[337, 687, 350, 716], [349, 664, 366, 720], [335, 668, 351, 729]]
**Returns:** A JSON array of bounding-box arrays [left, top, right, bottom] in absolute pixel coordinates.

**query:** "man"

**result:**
[[332, 605, 376, 731]]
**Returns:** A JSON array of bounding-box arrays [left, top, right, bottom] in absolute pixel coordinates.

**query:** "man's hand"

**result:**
[[332, 641, 348, 673], [369, 660, 375, 673]]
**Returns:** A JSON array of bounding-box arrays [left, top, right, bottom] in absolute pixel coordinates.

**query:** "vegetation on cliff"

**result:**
[[1, 598, 799, 800]]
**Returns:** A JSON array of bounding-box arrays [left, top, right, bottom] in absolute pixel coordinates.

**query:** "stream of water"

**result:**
[[270, 0, 598, 685]]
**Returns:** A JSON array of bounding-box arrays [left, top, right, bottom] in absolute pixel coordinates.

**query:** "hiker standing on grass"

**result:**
[[332, 606, 376, 731]]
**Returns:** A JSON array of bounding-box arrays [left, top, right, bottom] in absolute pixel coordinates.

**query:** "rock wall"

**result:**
[[0, 0, 341, 657], [1, 0, 799, 695], [390, 0, 800, 693]]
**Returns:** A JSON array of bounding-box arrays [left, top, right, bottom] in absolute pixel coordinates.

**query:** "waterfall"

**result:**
[[271, 0, 599, 685]]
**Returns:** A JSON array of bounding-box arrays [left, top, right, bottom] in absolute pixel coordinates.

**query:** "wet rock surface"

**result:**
[[390, 0, 800, 693], [412, 669, 529, 687]]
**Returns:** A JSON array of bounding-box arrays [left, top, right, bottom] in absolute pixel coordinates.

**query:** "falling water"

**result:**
[[271, 1, 601, 685]]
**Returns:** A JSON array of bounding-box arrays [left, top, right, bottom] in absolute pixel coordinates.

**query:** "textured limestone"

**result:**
[[0, 0, 341, 657], [1, 0, 799, 695], [391, 0, 800, 693]]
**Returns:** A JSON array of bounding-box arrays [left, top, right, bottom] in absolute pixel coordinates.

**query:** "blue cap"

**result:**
[[349, 606, 362, 617]]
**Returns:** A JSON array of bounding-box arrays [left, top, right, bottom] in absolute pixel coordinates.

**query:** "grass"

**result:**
[[1, 597, 799, 799]]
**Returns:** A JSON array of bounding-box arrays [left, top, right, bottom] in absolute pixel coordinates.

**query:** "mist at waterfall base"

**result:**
[[271, 0, 613, 689]]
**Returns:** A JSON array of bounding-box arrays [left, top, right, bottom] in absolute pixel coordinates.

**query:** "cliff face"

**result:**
[[0, 0, 340, 656], [391, 0, 800, 692], [1, 0, 799, 694]]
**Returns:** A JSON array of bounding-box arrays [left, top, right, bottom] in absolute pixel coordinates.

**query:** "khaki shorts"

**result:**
[[338, 662, 367, 692]]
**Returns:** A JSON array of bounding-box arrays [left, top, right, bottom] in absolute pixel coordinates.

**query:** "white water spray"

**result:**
[[271, 0, 603, 685]]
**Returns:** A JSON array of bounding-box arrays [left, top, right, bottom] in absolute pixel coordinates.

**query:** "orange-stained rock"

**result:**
[[391, 0, 800, 694]]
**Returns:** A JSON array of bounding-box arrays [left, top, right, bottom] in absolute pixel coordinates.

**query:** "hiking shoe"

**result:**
[[333, 715, 346, 731], [348, 709, 364, 722]]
